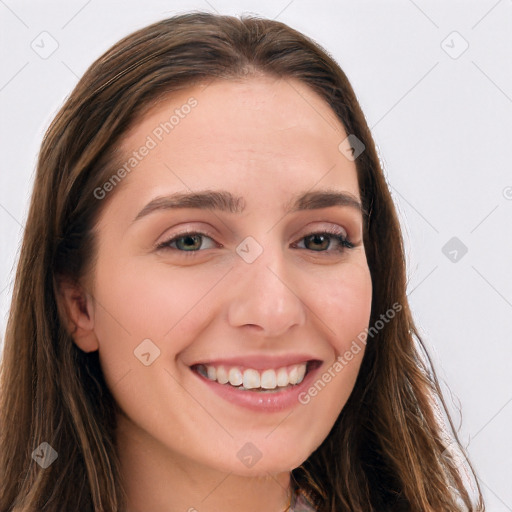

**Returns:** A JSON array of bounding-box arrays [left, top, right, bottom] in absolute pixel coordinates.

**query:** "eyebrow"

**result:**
[[132, 189, 366, 223]]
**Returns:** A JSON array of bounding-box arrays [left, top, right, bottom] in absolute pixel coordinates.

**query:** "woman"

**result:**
[[0, 12, 483, 512]]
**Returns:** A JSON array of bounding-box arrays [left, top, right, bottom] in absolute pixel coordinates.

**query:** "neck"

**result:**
[[116, 414, 293, 512]]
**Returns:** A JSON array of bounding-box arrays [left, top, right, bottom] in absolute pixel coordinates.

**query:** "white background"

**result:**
[[1, 0, 511, 509]]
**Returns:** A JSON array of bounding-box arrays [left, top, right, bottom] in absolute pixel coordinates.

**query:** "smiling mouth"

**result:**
[[190, 360, 322, 393]]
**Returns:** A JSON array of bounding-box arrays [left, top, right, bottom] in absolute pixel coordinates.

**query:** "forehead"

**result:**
[[101, 76, 360, 221], [124, 74, 346, 145]]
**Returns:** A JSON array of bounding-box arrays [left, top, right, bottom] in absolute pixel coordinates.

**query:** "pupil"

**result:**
[[178, 235, 201, 251], [306, 234, 328, 251]]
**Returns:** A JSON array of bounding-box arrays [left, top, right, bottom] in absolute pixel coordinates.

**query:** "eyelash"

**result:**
[[155, 226, 354, 255]]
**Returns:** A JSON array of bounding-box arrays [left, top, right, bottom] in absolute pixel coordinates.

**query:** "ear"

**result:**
[[56, 277, 99, 353]]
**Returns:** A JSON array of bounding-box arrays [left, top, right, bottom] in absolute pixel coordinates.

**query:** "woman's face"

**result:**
[[82, 75, 372, 476]]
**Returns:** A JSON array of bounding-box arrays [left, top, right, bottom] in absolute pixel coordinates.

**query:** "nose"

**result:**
[[226, 244, 307, 337]]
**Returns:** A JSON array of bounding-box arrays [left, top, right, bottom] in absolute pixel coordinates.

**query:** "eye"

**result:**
[[155, 227, 355, 255], [156, 231, 219, 252], [292, 227, 354, 253]]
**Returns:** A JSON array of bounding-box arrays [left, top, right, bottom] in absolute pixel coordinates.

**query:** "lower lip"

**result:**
[[190, 363, 322, 412]]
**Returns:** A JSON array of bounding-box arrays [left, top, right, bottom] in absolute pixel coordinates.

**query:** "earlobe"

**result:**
[[56, 278, 99, 353]]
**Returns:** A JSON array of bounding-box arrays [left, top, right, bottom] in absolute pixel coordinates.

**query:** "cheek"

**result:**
[[294, 263, 372, 439], [307, 261, 373, 352], [91, 257, 224, 375]]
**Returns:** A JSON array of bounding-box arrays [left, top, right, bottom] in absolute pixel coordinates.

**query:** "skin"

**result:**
[[62, 75, 373, 512]]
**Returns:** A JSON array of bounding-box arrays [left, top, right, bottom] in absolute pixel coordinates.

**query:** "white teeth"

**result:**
[[243, 369, 261, 389], [276, 367, 289, 387], [228, 367, 243, 386], [296, 364, 307, 384], [260, 369, 277, 389], [197, 362, 309, 390], [288, 366, 299, 385], [216, 365, 229, 384], [207, 366, 217, 381]]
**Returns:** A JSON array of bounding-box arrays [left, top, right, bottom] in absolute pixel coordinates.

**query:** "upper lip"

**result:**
[[189, 354, 322, 371]]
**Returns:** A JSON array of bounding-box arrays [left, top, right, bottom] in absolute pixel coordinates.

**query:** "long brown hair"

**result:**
[[0, 12, 483, 511]]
